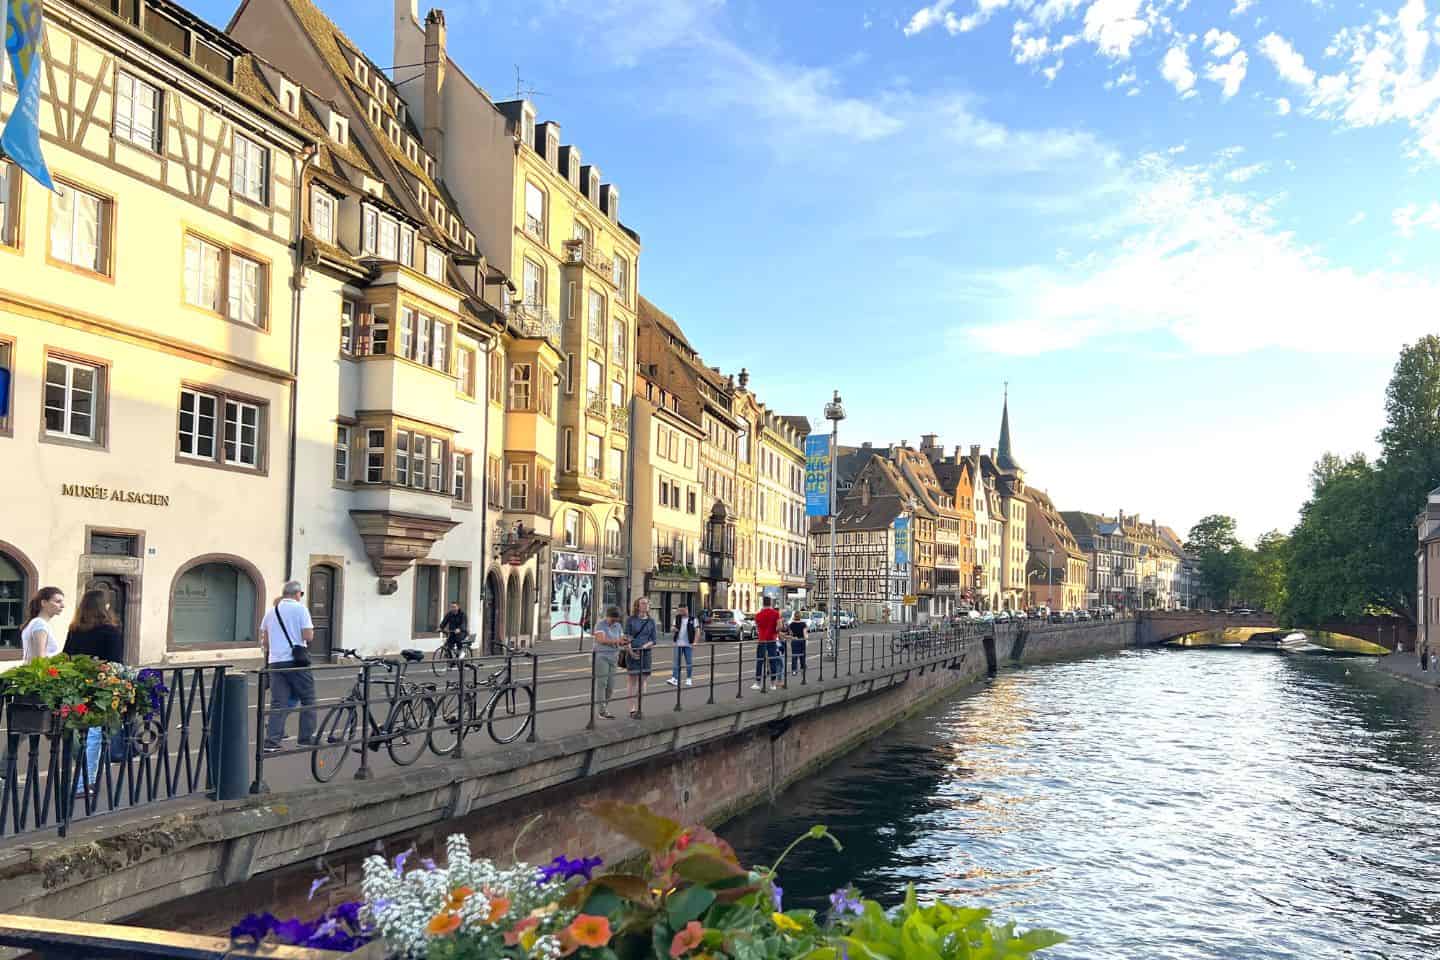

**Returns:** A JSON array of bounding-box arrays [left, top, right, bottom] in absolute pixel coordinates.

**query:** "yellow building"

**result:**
[[730, 383, 761, 613], [754, 408, 808, 611]]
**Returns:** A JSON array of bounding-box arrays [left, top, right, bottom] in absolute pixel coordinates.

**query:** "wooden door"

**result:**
[[85, 574, 127, 648], [307, 566, 336, 661]]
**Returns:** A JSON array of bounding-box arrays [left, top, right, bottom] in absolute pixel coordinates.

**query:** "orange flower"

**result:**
[[47, 667, 59, 677], [567, 914, 612, 948], [425, 912, 462, 936], [504, 916, 539, 946], [669, 920, 705, 958], [445, 886, 475, 911], [484, 894, 511, 924]]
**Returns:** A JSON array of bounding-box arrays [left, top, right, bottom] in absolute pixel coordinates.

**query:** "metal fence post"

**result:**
[[250, 668, 269, 795], [357, 661, 375, 779], [635, 655, 645, 720], [526, 652, 539, 742], [736, 640, 745, 699], [674, 648, 684, 712], [846, 634, 853, 676], [586, 648, 598, 730], [447, 658, 464, 761], [707, 644, 716, 705]]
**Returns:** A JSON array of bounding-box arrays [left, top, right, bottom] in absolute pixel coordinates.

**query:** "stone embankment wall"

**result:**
[[0, 622, 1134, 935]]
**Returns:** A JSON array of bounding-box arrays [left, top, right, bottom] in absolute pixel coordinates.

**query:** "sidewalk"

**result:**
[[1376, 652, 1440, 691]]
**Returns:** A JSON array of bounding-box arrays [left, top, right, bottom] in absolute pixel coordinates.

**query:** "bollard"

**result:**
[[250, 668, 270, 795], [210, 671, 249, 801], [674, 647, 683, 712], [736, 640, 745, 699], [707, 644, 716, 705], [586, 648, 598, 730], [527, 653, 539, 742]]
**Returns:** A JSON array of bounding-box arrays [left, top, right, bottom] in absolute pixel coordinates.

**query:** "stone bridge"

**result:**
[[1136, 611, 1413, 650]]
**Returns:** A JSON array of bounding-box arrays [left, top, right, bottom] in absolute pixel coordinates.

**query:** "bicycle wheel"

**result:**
[[486, 684, 534, 744], [312, 703, 357, 782], [430, 644, 453, 678], [386, 695, 432, 766], [427, 689, 474, 755]]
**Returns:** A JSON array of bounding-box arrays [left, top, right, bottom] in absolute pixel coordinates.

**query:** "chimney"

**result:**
[[921, 433, 937, 450], [861, 441, 872, 449], [422, 10, 447, 172], [989, 447, 996, 462], [862, 481, 872, 507], [737, 368, 750, 389]]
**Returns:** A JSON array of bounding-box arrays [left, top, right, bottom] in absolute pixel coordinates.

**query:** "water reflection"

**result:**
[[724, 650, 1440, 959]]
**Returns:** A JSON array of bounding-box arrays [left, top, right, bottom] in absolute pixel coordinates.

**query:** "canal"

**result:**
[[722, 648, 1440, 959]]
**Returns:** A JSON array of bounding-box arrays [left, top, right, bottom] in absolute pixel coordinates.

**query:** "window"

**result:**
[[563, 427, 574, 472], [522, 257, 544, 306], [586, 433, 602, 476], [177, 388, 218, 461], [399, 224, 414, 268], [606, 518, 623, 557], [524, 181, 545, 238], [456, 345, 475, 396], [365, 428, 386, 482], [170, 561, 257, 647], [370, 313, 390, 355], [114, 71, 161, 151], [612, 255, 629, 299], [687, 489, 697, 514], [488, 350, 503, 402], [184, 235, 223, 312], [509, 362, 532, 410], [564, 511, 580, 548], [608, 448, 623, 482], [335, 425, 351, 481], [0, 161, 17, 247], [425, 244, 445, 281], [232, 134, 269, 204], [609, 379, 624, 411], [507, 461, 530, 510], [446, 565, 468, 609], [0, 339, 11, 434], [380, 217, 399, 260], [227, 253, 264, 327], [413, 565, 441, 633], [536, 368, 552, 417], [536, 466, 551, 514], [340, 300, 356, 354], [50, 183, 109, 274], [573, 220, 592, 245], [311, 188, 336, 244], [612, 321, 626, 364], [587, 289, 604, 342], [487, 456, 503, 507], [452, 451, 469, 503], [44, 356, 102, 442], [586, 359, 603, 405], [430, 319, 448, 371], [222, 398, 261, 467]]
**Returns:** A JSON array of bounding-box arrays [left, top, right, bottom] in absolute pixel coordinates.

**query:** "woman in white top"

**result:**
[[20, 587, 65, 662]]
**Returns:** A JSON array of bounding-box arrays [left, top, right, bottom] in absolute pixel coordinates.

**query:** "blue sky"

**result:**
[[200, 0, 1440, 541]]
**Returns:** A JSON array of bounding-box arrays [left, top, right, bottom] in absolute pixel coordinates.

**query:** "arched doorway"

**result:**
[[168, 555, 263, 650], [0, 541, 37, 656], [484, 571, 502, 654], [521, 572, 535, 643]]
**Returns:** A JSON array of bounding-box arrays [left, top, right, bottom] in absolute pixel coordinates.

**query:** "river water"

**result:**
[[722, 649, 1440, 959]]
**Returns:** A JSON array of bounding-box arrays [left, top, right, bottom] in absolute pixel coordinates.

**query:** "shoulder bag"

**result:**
[[273, 602, 311, 667]]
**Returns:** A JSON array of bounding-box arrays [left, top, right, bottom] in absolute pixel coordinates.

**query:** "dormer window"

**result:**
[[417, 183, 430, 208], [368, 99, 382, 126], [327, 110, 348, 146], [354, 57, 369, 85], [587, 170, 599, 204], [464, 233, 475, 254], [425, 244, 445, 282], [361, 175, 384, 198], [521, 107, 535, 151], [373, 75, 386, 101], [279, 79, 300, 118], [405, 138, 418, 163], [387, 120, 401, 146]]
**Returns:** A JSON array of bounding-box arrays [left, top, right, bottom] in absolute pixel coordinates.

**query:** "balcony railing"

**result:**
[[610, 405, 629, 433], [563, 238, 613, 279], [524, 213, 544, 241], [512, 303, 561, 345], [586, 395, 608, 421]]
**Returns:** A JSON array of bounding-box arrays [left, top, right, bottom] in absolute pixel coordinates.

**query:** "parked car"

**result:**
[[739, 611, 759, 640], [1048, 610, 1065, 623], [980, 611, 996, 623], [806, 610, 827, 631], [836, 610, 856, 629], [1062, 610, 1078, 622], [1076, 609, 1092, 621], [1012, 609, 1028, 621], [993, 610, 1012, 624], [699, 609, 741, 641]]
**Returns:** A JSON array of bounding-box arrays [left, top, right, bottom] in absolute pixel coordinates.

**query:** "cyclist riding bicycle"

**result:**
[[439, 602, 468, 650]]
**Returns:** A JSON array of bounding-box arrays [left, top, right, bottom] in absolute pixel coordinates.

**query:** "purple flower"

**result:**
[[312, 918, 340, 940], [334, 902, 364, 930], [829, 887, 863, 918], [771, 883, 784, 912], [308, 877, 328, 901], [537, 855, 604, 884], [422, 858, 438, 872], [271, 917, 318, 945], [230, 912, 277, 945], [392, 848, 412, 877]]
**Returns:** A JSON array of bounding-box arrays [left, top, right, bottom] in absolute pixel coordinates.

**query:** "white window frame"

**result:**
[[507, 461, 530, 511], [523, 181, 545, 237], [335, 425, 351, 482], [425, 244, 445, 281], [0, 161, 16, 248], [456, 345, 474, 396], [227, 252, 264, 327], [510, 362, 533, 410], [311, 188, 336, 244], [340, 300, 356, 354], [232, 133, 269, 205], [184, 234, 223, 313], [114, 71, 161, 152], [365, 428, 386, 483], [452, 451, 468, 503], [222, 398, 261, 468], [177, 388, 218, 461], [50, 183, 107, 274], [43, 357, 100, 442]]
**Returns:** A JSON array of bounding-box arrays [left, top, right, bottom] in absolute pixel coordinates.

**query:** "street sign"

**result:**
[[903, 594, 917, 605], [804, 434, 832, 516], [893, 516, 910, 566]]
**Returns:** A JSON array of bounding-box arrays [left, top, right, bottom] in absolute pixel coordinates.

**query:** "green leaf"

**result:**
[[666, 886, 716, 927], [580, 887, 624, 917], [587, 800, 684, 854], [1011, 929, 1067, 951], [593, 874, 654, 901], [673, 850, 747, 884], [900, 912, 943, 960], [903, 883, 919, 918]]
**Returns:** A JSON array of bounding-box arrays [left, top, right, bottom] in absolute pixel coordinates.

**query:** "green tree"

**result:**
[[1185, 514, 1244, 607], [1285, 454, 1381, 624], [1239, 530, 1289, 614]]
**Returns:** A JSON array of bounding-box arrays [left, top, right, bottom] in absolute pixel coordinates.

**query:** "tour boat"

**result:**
[[1240, 631, 1311, 651]]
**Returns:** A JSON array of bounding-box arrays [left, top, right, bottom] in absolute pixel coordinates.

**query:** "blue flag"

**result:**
[[2, 0, 54, 191]]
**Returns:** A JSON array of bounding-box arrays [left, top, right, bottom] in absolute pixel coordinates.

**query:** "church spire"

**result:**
[[996, 385, 1020, 473]]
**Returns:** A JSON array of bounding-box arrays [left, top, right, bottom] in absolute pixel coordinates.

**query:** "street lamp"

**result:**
[[824, 390, 845, 655], [1046, 547, 1054, 609]]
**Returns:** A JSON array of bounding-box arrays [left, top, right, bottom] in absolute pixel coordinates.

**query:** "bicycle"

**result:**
[[310, 648, 438, 782], [426, 651, 535, 752], [430, 632, 476, 677]]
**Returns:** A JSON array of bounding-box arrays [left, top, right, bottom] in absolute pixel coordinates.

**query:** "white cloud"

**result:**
[[1394, 201, 1440, 236], [1161, 44, 1197, 94], [1082, 0, 1151, 59], [1106, 68, 1138, 90], [1231, 0, 1255, 14], [1258, 32, 1316, 88], [903, 0, 960, 36], [1348, 211, 1368, 225], [956, 155, 1440, 356], [535, 0, 722, 65], [1205, 51, 1248, 98], [1275, 96, 1292, 114], [1225, 162, 1267, 181], [1203, 29, 1240, 59]]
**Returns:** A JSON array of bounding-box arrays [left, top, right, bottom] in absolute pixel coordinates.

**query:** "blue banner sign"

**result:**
[[804, 434, 832, 517], [894, 516, 911, 567], [3, 0, 55, 190]]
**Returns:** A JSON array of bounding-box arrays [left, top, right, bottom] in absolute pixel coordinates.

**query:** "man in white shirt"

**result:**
[[261, 580, 317, 752], [668, 605, 698, 687]]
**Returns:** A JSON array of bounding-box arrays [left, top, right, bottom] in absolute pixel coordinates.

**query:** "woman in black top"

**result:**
[[64, 590, 124, 662], [788, 611, 808, 674]]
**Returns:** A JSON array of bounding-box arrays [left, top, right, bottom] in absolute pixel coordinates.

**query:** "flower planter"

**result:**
[[7, 695, 58, 736]]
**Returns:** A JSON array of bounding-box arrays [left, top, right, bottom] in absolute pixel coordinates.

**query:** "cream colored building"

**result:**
[[0, 0, 322, 665], [630, 369, 704, 627], [754, 408, 808, 610], [390, 1, 639, 640]]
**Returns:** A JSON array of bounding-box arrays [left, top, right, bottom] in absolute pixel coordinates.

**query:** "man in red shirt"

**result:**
[[752, 597, 782, 691]]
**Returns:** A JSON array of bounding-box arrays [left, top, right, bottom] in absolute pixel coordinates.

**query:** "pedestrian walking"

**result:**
[[20, 587, 65, 662], [788, 610, 808, 674], [592, 606, 625, 719], [624, 597, 657, 716], [64, 590, 124, 791], [668, 605, 699, 687], [1422, 641, 1431, 672], [752, 597, 781, 691], [261, 581, 318, 753]]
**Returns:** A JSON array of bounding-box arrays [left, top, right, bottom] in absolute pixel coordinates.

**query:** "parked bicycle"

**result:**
[[430, 632, 477, 677], [310, 648, 437, 782], [892, 627, 937, 655], [426, 651, 535, 752]]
